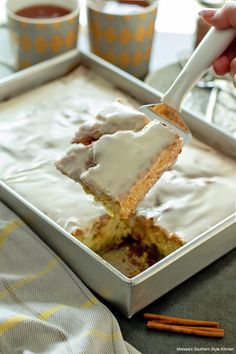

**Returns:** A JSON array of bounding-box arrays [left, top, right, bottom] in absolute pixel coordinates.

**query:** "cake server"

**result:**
[[140, 27, 236, 144]]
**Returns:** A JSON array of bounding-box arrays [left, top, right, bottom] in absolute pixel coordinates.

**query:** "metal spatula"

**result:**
[[140, 27, 236, 145]]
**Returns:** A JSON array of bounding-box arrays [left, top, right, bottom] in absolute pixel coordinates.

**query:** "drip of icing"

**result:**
[[55, 144, 92, 182]]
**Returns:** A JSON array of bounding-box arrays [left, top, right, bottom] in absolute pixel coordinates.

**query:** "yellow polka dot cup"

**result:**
[[87, 0, 157, 79], [4, 0, 79, 70]]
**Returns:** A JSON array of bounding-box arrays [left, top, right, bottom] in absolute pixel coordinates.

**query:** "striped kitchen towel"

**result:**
[[0, 201, 140, 354]]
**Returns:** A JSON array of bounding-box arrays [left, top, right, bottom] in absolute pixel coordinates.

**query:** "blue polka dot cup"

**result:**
[[87, 0, 158, 79], [2, 0, 79, 70]]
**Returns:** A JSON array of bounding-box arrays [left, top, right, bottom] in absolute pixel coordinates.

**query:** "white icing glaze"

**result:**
[[138, 138, 236, 242], [0, 65, 235, 244], [80, 120, 179, 199], [55, 144, 92, 182], [0, 66, 136, 235], [72, 99, 149, 143]]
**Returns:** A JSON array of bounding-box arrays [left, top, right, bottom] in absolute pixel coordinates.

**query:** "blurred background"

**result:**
[[0, 0, 204, 73]]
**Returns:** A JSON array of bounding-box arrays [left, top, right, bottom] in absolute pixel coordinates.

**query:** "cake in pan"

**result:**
[[0, 66, 235, 277], [55, 99, 183, 219]]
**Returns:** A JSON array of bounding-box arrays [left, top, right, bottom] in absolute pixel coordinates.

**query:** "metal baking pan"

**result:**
[[0, 50, 235, 317]]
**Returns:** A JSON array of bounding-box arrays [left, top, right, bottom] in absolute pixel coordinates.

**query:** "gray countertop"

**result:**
[[112, 248, 236, 354]]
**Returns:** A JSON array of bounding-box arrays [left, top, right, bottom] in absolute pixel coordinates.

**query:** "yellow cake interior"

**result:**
[[72, 214, 184, 277]]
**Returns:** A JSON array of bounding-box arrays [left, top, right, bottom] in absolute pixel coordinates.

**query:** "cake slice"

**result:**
[[55, 99, 183, 218]]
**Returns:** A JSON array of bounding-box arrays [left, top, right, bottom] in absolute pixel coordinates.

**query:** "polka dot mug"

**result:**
[[1, 0, 79, 70]]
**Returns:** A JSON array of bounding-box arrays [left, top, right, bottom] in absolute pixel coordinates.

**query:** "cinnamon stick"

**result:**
[[147, 321, 224, 338], [144, 313, 219, 328], [183, 326, 223, 332]]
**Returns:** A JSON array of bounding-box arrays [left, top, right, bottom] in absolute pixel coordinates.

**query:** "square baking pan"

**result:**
[[0, 49, 235, 317]]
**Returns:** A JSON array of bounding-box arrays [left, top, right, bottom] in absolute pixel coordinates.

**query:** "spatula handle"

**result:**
[[162, 27, 236, 112]]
